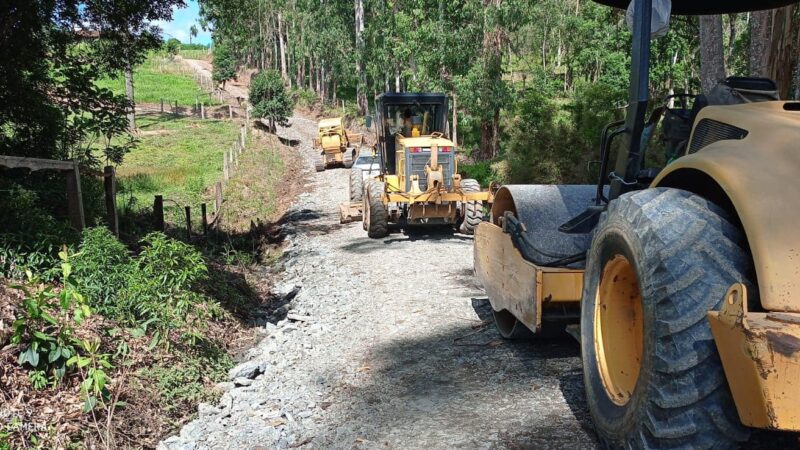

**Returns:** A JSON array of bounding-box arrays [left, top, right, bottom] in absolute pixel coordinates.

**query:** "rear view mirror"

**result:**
[[365, 116, 373, 130]]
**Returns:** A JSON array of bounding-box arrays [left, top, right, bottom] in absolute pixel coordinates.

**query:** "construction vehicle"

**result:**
[[362, 92, 494, 238], [474, 0, 800, 447], [312, 117, 363, 172]]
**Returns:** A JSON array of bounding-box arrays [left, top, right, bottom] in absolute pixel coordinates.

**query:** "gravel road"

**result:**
[[159, 116, 597, 450]]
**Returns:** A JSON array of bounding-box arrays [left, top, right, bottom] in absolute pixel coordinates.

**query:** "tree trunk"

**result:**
[[124, 64, 136, 131], [395, 63, 401, 92], [749, 10, 771, 77], [278, 13, 288, 83], [479, 0, 504, 160], [355, 0, 368, 115], [768, 5, 799, 99], [699, 15, 726, 95]]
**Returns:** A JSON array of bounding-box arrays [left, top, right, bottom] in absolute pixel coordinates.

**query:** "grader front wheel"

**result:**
[[581, 188, 749, 448], [314, 157, 325, 172], [364, 180, 388, 239]]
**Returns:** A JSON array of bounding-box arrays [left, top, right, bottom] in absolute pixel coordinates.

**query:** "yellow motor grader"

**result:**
[[474, 0, 800, 447], [312, 117, 363, 171], [362, 93, 494, 238]]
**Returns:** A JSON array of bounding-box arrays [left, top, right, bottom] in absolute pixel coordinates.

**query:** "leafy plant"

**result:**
[[72, 227, 133, 318], [68, 338, 113, 412], [11, 251, 91, 388]]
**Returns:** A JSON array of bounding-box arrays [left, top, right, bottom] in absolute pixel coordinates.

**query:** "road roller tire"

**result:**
[[364, 180, 388, 239], [350, 169, 364, 202], [581, 188, 749, 448], [459, 178, 482, 235], [492, 309, 534, 340]]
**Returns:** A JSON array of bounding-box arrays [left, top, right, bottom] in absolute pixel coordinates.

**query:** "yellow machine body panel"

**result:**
[[653, 101, 800, 313], [474, 222, 582, 332], [707, 283, 800, 430]]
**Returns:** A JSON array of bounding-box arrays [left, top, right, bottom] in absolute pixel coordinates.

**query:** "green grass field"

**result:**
[[116, 115, 237, 208], [116, 114, 284, 234], [97, 55, 219, 106]]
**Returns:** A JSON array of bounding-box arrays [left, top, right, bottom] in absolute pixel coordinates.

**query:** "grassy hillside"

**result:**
[[97, 55, 218, 105]]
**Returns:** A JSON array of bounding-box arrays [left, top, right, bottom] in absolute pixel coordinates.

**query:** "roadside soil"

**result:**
[[158, 114, 597, 450]]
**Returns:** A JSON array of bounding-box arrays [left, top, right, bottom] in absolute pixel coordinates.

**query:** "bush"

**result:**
[[72, 228, 133, 317], [71, 229, 211, 346], [164, 38, 180, 59], [292, 88, 317, 108]]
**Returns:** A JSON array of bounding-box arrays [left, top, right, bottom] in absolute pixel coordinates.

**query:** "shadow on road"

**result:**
[[321, 293, 597, 448], [339, 226, 473, 254]]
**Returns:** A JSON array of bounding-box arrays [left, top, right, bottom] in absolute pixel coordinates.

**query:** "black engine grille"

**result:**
[[688, 119, 748, 154], [407, 152, 454, 191]]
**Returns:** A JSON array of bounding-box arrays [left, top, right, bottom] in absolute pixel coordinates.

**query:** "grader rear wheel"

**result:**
[[314, 157, 325, 172], [343, 148, 355, 168], [581, 188, 749, 448], [459, 178, 483, 235], [350, 169, 364, 202], [364, 180, 388, 239]]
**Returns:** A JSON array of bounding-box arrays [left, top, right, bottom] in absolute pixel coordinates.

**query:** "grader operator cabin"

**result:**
[[361, 93, 494, 238], [475, 0, 800, 447]]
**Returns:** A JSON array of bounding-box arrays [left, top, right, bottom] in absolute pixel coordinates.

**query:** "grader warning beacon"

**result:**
[[474, 0, 800, 447], [312, 117, 363, 172], [362, 93, 494, 238]]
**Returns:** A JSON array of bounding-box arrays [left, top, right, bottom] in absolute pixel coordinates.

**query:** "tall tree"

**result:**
[[699, 15, 726, 94], [354, 0, 368, 115], [749, 10, 771, 77]]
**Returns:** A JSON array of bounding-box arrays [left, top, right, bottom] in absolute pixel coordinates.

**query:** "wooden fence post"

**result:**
[[174, 100, 179, 117], [201, 103, 205, 120], [153, 195, 164, 231], [214, 182, 223, 214], [201, 203, 208, 236], [195, 97, 199, 116], [240, 126, 246, 149], [223, 153, 229, 180], [228, 105, 233, 119], [185, 206, 192, 239], [104, 166, 119, 237], [65, 161, 85, 231], [160, 98, 164, 113]]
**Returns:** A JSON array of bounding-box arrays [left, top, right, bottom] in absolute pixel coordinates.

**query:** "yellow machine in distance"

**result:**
[[312, 117, 363, 172], [362, 93, 494, 238]]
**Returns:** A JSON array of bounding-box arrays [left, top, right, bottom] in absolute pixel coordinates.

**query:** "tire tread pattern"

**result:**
[[588, 188, 749, 449]]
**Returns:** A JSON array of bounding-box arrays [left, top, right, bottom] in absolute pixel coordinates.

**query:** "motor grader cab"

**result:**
[[362, 93, 494, 238], [474, 0, 800, 446], [312, 117, 363, 172]]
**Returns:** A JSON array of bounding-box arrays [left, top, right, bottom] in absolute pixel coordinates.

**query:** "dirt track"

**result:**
[[159, 116, 597, 449]]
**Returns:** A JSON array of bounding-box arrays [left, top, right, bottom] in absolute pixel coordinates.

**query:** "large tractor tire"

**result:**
[[581, 188, 750, 448], [364, 180, 389, 239], [350, 169, 364, 202], [459, 178, 483, 235]]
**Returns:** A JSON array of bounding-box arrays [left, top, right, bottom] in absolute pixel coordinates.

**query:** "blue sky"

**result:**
[[154, 0, 212, 45]]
